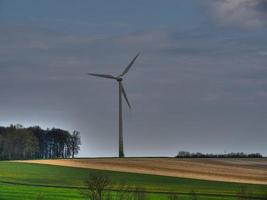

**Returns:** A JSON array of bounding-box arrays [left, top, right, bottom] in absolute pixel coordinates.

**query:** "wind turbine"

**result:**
[[87, 53, 140, 158]]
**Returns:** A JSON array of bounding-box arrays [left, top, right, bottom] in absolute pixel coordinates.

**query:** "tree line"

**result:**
[[0, 124, 81, 160], [176, 151, 263, 158]]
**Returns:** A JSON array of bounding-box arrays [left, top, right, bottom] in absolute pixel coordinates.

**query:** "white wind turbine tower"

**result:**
[[87, 53, 140, 157]]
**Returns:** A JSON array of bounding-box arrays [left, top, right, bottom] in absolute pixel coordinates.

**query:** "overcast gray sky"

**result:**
[[0, 0, 267, 157]]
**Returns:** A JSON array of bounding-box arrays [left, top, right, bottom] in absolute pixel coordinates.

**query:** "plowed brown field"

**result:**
[[18, 158, 267, 185]]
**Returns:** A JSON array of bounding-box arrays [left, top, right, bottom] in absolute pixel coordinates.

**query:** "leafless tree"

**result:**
[[132, 187, 147, 200], [82, 173, 111, 200], [112, 184, 136, 200], [190, 191, 197, 200], [36, 193, 44, 200], [168, 193, 179, 200]]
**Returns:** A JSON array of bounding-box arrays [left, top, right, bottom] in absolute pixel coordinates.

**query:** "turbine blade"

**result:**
[[121, 84, 131, 109], [120, 53, 140, 77], [87, 73, 116, 80]]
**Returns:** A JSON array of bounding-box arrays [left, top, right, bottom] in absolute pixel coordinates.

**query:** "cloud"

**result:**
[[257, 50, 267, 56], [206, 0, 267, 28]]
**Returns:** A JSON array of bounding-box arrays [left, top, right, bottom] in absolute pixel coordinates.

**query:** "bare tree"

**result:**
[[112, 184, 135, 200], [132, 187, 147, 200], [82, 173, 111, 200], [190, 191, 197, 200], [237, 186, 254, 200], [36, 193, 44, 200], [168, 193, 179, 200]]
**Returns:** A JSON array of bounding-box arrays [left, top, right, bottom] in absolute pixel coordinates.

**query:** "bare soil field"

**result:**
[[18, 158, 267, 185]]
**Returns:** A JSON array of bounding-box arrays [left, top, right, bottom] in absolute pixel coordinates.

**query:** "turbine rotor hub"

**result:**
[[117, 77, 123, 81]]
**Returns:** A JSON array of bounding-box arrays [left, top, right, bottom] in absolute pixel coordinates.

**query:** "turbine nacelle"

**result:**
[[116, 77, 123, 81]]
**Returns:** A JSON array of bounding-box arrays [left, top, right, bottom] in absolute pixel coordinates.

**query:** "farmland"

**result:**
[[19, 157, 267, 184], [0, 158, 266, 199]]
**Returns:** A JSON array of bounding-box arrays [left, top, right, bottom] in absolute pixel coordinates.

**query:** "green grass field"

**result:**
[[0, 161, 266, 200]]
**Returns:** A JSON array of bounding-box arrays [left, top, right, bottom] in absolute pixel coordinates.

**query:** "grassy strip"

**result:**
[[0, 179, 265, 199], [0, 183, 255, 200]]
